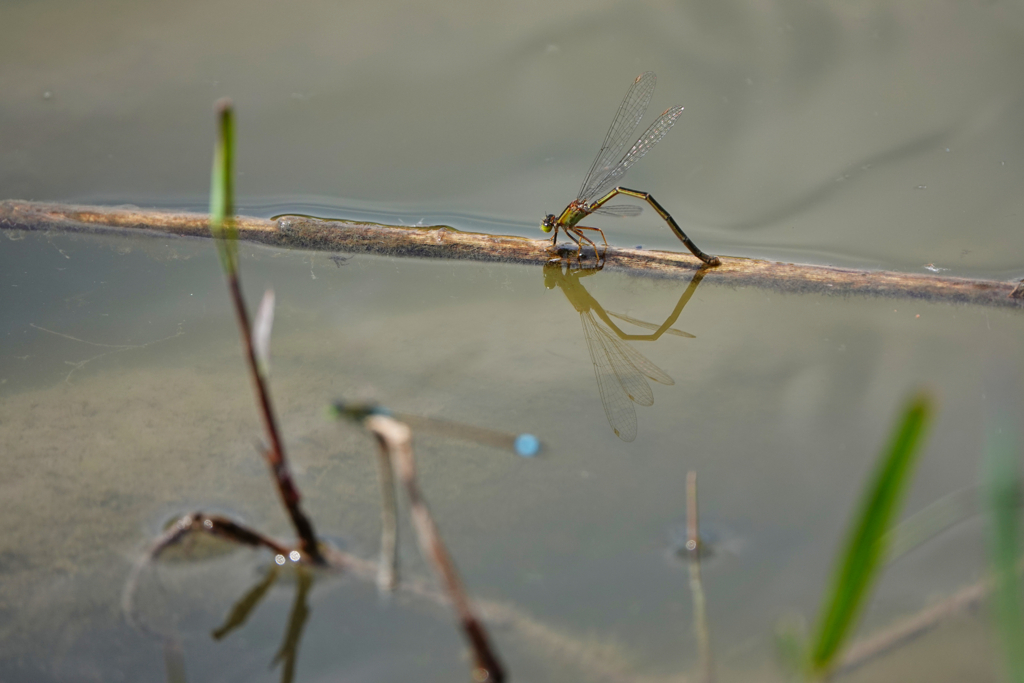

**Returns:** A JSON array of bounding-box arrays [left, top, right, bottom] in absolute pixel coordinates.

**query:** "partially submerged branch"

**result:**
[[2, 200, 1021, 309], [122, 511, 302, 636], [365, 414, 506, 683]]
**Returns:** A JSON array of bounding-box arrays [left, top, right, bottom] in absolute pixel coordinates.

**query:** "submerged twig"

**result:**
[[365, 414, 506, 683], [2, 200, 1022, 309]]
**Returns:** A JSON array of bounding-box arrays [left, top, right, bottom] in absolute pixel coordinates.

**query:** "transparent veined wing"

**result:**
[[581, 104, 685, 203], [593, 204, 644, 217], [578, 72, 657, 203], [592, 317, 674, 391], [580, 310, 639, 442], [579, 308, 676, 442]]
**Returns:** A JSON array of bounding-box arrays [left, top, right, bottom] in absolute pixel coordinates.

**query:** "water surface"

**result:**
[[2, 229, 1020, 681], [3, 0, 1024, 680]]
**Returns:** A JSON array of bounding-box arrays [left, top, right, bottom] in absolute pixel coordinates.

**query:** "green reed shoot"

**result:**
[[984, 414, 1024, 683], [807, 391, 933, 678], [210, 98, 238, 276]]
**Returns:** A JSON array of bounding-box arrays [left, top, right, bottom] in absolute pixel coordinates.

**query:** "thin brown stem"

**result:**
[[226, 272, 325, 565], [366, 414, 506, 683]]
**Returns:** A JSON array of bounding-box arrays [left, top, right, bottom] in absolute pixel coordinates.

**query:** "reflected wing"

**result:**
[[592, 319, 673, 389], [580, 311, 638, 442], [578, 72, 656, 203], [606, 311, 696, 338], [593, 204, 643, 218], [582, 104, 685, 202]]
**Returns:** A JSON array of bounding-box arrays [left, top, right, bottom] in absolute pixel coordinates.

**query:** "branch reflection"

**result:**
[[212, 565, 314, 683]]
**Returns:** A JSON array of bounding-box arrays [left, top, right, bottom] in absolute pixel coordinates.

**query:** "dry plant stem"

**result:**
[[686, 471, 715, 683], [366, 414, 506, 683], [372, 433, 399, 592], [122, 512, 298, 635], [226, 272, 325, 565], [3, 200, 1023, 309]]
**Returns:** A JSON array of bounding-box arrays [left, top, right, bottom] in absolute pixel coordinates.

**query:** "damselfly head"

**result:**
[[541, 214, 556, 233]]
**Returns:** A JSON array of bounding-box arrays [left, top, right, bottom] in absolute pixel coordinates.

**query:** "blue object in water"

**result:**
[[514, 433, 541, 457]]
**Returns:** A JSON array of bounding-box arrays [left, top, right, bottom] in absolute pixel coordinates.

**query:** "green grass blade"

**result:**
[[984, 414, 1024, 683], [808, 391, 933, 676], [209, 98, 237, 276]]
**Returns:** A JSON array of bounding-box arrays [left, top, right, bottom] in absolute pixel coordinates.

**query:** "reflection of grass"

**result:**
[[984, 414, 1024, 683]]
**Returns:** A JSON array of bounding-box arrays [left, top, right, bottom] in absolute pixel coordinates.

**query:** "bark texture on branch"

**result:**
[[2, 199, 1021, 309]]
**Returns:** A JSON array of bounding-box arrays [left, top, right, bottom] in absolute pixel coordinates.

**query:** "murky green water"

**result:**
[[3, 0, 1024, 680], [2, 229, 1021, 681]]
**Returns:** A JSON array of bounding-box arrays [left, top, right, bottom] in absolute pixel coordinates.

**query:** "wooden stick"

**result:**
[[366, 414, 506, 683], [2, 200, 1022, 310]]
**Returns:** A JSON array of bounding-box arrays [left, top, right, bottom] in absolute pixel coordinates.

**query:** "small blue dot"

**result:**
[[514, 434, 541, 457]]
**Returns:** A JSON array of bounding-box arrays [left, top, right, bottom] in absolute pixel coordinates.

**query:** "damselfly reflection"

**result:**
[[544, 262, 707, 441], [541, 72, 719, 266]]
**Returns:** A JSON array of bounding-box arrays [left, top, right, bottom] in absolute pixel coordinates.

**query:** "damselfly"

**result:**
[[541, 72, 720, 266]]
